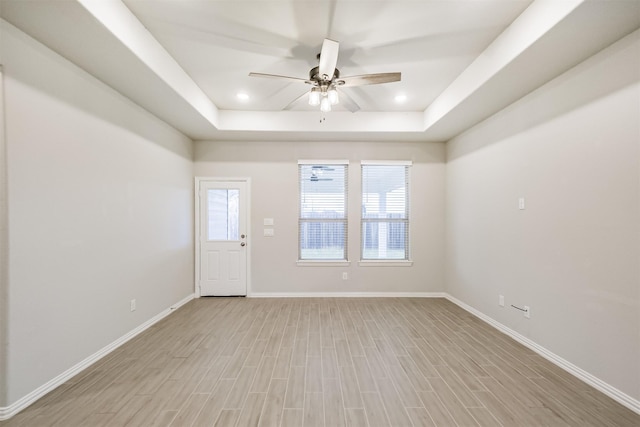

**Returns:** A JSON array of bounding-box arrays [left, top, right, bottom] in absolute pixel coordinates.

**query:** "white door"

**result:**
[[198, 179, 248, 296]]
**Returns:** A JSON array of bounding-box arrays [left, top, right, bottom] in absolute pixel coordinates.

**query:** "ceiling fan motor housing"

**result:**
[[309, 66, 341, 86]]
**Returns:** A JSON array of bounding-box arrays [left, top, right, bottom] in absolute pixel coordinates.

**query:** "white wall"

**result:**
[[195, 140, 445, 295], [2, 21, 194, 406], [446, 30, 640, 401], [0, 62, 9, 408]]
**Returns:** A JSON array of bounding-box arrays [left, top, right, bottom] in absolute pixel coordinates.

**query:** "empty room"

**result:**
[[0, 0, 639, 426]]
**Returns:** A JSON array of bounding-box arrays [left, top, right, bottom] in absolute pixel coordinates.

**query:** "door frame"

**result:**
[[195, 177, 251, 297]]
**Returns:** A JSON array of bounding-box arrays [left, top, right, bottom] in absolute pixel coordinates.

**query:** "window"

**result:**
[[207, 189, 239, 240], [361, 161, 410, 260], [299, 161, 348, 260]]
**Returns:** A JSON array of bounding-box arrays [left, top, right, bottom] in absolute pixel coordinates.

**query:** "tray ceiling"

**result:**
[[1, 0, 638, 141]]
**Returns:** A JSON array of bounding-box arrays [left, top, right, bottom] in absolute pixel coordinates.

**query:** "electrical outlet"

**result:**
[[499, 295, 505, 307], [342, 272, 348, 280], [130, 299, 136, 312], [524, 305, 530, 318]]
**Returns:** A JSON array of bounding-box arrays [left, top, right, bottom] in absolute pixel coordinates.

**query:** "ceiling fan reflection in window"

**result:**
[[309, 165, 334, 182], [250, 39, 401, 113]]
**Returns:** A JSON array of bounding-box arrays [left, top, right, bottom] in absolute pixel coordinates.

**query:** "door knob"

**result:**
[[240, 242, 246, 247], [241, 234, 246, 239]]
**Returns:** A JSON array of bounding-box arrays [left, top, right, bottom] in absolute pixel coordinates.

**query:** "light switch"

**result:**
[[264, 228, 274, 237], [518, 197, 525, 210], [263, 218, 274, 226]]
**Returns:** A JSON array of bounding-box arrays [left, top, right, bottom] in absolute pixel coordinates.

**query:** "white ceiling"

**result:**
[[122, 0, 532, 112], [2, 0, 639, 142]]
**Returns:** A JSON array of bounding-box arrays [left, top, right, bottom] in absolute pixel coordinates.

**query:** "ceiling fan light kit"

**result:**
[[250, 38, 401, 113], [308, 87, 320, 106], [328, 86, 339, 105], [311, 82, 340, 111], [320, 96, 332, 113]]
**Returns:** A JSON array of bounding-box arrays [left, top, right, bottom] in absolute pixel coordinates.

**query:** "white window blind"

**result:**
[[299, 161, 348, 260], [361, 162, 410, 260]]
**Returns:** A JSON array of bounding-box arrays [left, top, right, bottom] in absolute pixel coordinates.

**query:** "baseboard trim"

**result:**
[[0, 293, 194, 421], [445, 294, 640, 415], [249, 292, 446, 298]]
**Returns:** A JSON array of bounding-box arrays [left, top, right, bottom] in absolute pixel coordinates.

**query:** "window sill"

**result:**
[[358, 260, 413, 267], [297, 260, 351, 267]]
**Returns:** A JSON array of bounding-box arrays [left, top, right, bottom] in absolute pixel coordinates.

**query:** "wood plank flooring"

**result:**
[[1, 297, 638, 426]]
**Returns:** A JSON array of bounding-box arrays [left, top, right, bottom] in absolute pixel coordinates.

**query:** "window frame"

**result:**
[[297, 160, 350, 266], [359, 160, 412, 266]]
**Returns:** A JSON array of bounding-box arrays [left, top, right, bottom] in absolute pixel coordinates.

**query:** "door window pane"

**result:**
[[208, 189, 239, 240]]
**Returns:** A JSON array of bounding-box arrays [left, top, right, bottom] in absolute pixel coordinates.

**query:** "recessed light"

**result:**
[[394, 94, 407, 103], [236, 92, 249, 100]]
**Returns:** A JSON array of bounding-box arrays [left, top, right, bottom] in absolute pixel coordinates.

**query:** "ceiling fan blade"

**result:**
[[318, 38, 339, 80], [249, 72, 310, 84], [338, 90, 361, 113], [282, 91, 309, 111], [338, 72, 401, 87]]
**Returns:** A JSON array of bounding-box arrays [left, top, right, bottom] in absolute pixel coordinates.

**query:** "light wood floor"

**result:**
[[1, 297, 638, 427]]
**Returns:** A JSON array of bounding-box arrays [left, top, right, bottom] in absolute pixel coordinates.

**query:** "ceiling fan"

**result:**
[[249, 39, 401, 113]]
